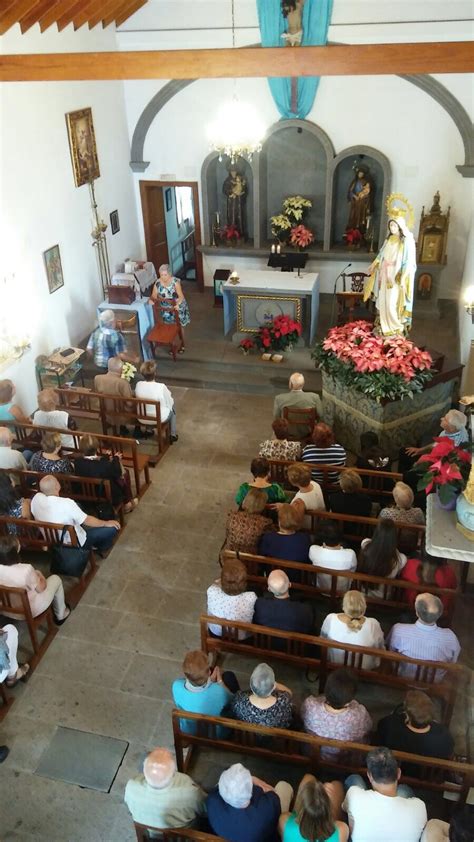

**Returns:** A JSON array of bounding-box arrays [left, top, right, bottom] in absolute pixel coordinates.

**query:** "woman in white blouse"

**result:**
[[320, 590, 385, 669], [207, 559, 257, 640], [287, 463, 325, 530]]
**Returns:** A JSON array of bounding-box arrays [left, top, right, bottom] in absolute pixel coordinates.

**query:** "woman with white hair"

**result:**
[[320, 590, 385, 669], [149, 264, 190, 351], [33, 389, 75, 448], [230, 662, 293, 728], [379, 481, 425, 552]]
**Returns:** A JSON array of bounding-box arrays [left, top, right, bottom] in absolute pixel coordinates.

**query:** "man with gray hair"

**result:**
[[124, 746, 206, 831], [387, 592, 460, 677], [94, 356, 134, 436], [207, 761, 293, 842], [273, 372, 321, 440], [253, 569, 312, 639], [87, 309, 138, 370], [0, 427, 27, 472], [404, 409, 468, 461]]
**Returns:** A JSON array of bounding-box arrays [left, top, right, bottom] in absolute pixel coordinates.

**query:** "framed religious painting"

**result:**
[[65, 107, 100, 187], [417, 272, 433, 299], [43, 245, 64, 294], [110, 210, 120, 235]]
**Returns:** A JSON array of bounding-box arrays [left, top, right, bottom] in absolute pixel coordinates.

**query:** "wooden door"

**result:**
[[140, 184, 169, 270]]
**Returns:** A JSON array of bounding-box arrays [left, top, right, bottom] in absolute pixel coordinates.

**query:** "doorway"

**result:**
[[139, 180, 204, 291]]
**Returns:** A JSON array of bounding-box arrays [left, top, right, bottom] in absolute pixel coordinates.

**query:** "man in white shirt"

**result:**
[[342, 746, 427, 842], [30, 475, 120, 554], [0, 427, 27, 471], [135, 360, 178, 442]]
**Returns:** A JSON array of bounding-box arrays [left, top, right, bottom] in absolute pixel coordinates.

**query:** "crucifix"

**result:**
[[281, 0, 306, 114]]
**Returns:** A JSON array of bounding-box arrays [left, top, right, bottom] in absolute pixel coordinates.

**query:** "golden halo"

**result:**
[[385, 192, 415, 230]]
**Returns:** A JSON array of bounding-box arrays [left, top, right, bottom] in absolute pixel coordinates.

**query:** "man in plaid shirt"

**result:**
[[87, 309, 133, 370]]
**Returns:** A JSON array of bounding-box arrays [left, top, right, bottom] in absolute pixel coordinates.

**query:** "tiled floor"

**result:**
[[0, 283, 469, 840]]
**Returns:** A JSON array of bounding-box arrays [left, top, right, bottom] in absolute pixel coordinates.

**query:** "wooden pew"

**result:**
[[199, 616, 467, 725], [134, 825, 225, 842], [0, 583, 57, 669], [0, 468, 124, 527], [6, 421, 151, 498], [267, 458, 402, 498], [222, 550, 459, 623], [303, 508, 425, 552], [172, 710, 474, 806]]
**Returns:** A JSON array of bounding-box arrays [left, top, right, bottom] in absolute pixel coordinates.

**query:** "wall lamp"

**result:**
[[464, 287, 474, 323]]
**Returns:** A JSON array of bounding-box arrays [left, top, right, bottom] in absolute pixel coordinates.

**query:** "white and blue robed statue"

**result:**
[[364, 194, 417, 337]]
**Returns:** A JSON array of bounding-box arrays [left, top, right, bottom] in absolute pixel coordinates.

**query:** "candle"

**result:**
[[276, 244, 281, 254], [216, 212, 220, 225], [271, 244, 276, 254]]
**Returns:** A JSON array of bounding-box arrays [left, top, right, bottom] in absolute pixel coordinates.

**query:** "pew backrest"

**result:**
[[268, 458, 402, 498], [0, 515, 78, 548]]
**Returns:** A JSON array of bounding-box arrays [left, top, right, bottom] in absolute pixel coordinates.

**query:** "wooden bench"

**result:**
[[302, 508, 425, 552], [0, 583, 57, 668], [268, 458, 402, 500], [199, 616, 467, 725], [0, 468, 124, 527], [222, 550, 459, 623], [172, 710, 474, 806], [134, 824, 225, 841], [6, 421, 151, 498]]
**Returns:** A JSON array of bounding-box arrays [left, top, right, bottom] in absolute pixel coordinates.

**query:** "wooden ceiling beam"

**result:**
[[39, 0, 66, 32], [114, 0, 147, 28], [88, 0, 117, 29], [0, 0, 40, 35], [73, 0, 103, 31], [20, 0, 56, 33], [102, 0, 130, 27], [0, 42, 472, 83], [56, 0, 87, 31]]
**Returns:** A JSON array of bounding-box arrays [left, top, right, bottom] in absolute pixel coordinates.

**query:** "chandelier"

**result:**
[[207, 0, 264, 164]]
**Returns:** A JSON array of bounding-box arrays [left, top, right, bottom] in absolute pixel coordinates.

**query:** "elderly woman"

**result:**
[[74, 434, 137, 514], [33, 389, 75, 448], [235, 457, 286, 508], [172, 649, 238, 736], [0, 624, 29, 687], [29, 431, 73, 475], [207, 559, 257, 640], [222, 487, 274, 556], [258, 418, 302, 462], [302, 423, 346, 484], [380, 481, 425, 525], [0, 379, 30, 424], [0, 474, 31, 532], [230, 663, 293, 728], [329, 469, 371, 518], [358, 519, 407, 597], [287, 463, 325, 530], [259, 503, 311, 565], [279, 774, 349, 842], [149, 263, 190, 349], [320, 590, 385, 669], [301, 668, 372, 759]]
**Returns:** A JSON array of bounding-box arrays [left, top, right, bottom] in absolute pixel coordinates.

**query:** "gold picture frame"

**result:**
[[237, 294, 302, 333], [65, 107, 100, 187]]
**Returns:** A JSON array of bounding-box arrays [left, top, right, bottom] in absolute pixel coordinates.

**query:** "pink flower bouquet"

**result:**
[[290, 224, 314, 249]]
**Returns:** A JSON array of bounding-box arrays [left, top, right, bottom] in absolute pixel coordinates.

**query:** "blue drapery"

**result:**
[[256, 0, 333, 119]]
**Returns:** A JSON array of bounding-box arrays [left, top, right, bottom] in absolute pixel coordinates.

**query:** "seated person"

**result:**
[[258, 417, 302, 461], [172, 649, 237, 735], [0, 535, 70, 625], [0, 379, 31, 423], [30, 475, 120, 553], [258, 503, 311, 567], [135, 359, 178, 443], [230, 662, 293, 729], [0, 474, 31, 532], [400, 550, 457, 614], [207, 762, 293, 842], [33, 388, 75, 448], [273, 372, 322, 440], [94, 356, 135, 437], [0, 624, 29, 687], [87, 308, 138, 370], [402, 409, 468, 466], [279, 773, 349, 842], [124, 746, 206, 830], [356, 431, 391, 473], [379, 481, 424, 553], [0, 427, 28, 471], [329, 469, 371, 518], [207, 559, 257, 640], [29, 431, 74, 475], [74, 434, 137, 514], [302, 423, 346, 484], [421, 808, 474, 842], [302, 668, 372, 759], [358, 519, 407, 598], [253, 570, 312, 636], [287, 463, 325, 530], [222, 487, 274, 556], [376, 690, 454, 778], [320, 590, 385, 669], [387, 593, 461, 679], [309, 523, 357, 592], [342, 747, 427, 842], [235, 457, 286, 508]]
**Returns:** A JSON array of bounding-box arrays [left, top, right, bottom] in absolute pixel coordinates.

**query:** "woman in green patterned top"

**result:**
[[235, 457, 286, 508]]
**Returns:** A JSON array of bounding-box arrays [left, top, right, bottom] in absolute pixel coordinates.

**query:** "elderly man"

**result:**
[[253, 569, 313, 636], [87, 309, 137, 370], [207, 762, 293, 842], [0, 427, 27, 471], [400, 409, 469, 476], [94, 356, 136, 437], [387, 593, 460, 678], [30, 475, 120, 554], [273, 372, 321, 440], [124, 747, 206, 831]]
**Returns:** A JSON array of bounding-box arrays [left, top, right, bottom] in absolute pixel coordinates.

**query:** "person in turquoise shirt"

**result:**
[[172, 649, 237, 737], [279, 774, 349, 842], [235, 457, 286, 508]]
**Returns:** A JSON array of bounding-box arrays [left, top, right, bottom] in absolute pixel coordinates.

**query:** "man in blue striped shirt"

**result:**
[[386, 593, 460, 678]]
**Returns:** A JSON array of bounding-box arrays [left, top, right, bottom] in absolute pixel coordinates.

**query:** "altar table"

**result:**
[[222, 269, 319, 344]]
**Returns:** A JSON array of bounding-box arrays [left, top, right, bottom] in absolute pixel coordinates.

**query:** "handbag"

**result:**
[[0, 632, 10, 673], [50, 527, 90, 578]]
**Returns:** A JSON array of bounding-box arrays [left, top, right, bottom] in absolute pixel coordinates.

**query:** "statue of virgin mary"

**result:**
[[364, 215, 417, 336]]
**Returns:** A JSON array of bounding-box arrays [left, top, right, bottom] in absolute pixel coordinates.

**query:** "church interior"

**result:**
[[0, 1, 473, 840]]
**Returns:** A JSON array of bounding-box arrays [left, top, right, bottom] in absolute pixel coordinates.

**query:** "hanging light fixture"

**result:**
[[207, 0, 264, 164]]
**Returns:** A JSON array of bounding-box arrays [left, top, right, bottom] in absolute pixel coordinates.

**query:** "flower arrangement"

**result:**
[[414, 437, 471, 505], [239, 338, 254, 354], [290, 224, 314, 250], [282, 195, 313, 222], [222, 223, 241, 242], [254, 314, 302, 352], [270, 213, 292, 240], [121, 362, 137, 382], [344, 228, 363, 246], [312, 320, 434, 402], [270, 195, 314, 243]]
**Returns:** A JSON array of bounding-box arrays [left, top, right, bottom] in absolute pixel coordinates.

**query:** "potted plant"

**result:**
[[270, 195, 313, 245], [254, 314, 302, 358], [344, 227, 363, 249], [270, 213, 292, 243], [222, 223, 241, 246], [414, 437, 472, 508], [239, 338, 254, 355], [290, 224, 314, 250]]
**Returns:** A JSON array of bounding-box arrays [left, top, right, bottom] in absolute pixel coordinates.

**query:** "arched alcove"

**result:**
[[201, 152, 255, 246]]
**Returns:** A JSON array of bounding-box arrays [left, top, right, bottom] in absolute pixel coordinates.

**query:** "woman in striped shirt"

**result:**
[[302, 423, 346, 484]]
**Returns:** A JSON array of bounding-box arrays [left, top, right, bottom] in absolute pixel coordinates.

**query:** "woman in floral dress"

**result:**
[[149, 263, 190, 351]]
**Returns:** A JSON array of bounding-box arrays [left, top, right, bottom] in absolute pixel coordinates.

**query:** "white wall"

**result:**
[[0, 24, 141, 412]]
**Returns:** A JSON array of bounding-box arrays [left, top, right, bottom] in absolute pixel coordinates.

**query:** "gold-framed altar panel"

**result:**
[[65, 107, 100, 187], [237, 294, 302, 333]]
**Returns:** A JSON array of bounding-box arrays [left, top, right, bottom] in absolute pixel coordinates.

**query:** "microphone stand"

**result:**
[[330, 262, 352, 327]]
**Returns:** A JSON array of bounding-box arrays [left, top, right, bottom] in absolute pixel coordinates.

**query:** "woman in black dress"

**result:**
[[74, 434, 137, 514]]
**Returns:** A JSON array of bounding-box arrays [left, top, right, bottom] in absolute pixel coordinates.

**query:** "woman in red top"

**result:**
[[400, 550, 457, 615]]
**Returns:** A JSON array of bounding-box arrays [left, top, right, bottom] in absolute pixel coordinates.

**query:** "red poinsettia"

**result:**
[[290, 225, 314, 249], [255, 314, 302, 352], [344, 228, 363, 245], [223, 224, 241, 241], [415, 436, 471, 503], [239, 338, 254, 352]]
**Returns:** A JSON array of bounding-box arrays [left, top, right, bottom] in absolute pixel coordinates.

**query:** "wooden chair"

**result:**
[[148, 302, 184, 361], [336, 271, 373, 325], [282, 406, 317, 442], [0, 583, 57, 665], [134, 824, 225, 841]]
